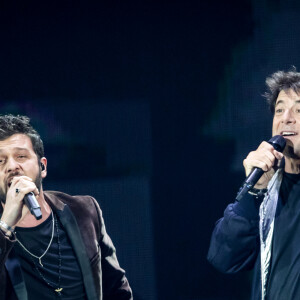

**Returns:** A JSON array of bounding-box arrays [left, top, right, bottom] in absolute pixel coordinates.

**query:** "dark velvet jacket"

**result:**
[[0, 191, 133, 300]]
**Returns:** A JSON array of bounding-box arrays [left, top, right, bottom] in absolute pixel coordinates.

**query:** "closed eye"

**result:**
[[16, 155, 27, 161]]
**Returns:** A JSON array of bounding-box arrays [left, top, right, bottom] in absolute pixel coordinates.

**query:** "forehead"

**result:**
[[0, 134, 34, 153], [276, 89, 300, 105]]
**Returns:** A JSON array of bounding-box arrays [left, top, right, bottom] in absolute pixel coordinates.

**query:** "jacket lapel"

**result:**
[[55, 205, 99, 300]]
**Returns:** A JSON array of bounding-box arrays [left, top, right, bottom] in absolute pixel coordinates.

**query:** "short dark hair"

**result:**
[[265, 67, 300, 114], [0, 114, 44, 160]]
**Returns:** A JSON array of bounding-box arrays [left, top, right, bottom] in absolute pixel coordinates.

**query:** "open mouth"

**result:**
[[281, 131, 298, 137]]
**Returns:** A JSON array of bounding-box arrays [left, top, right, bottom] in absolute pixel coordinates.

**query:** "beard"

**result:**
[[0, 170, 43, 205]]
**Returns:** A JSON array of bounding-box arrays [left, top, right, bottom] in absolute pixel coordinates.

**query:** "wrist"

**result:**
[[254, 183, 268, 189], [248, 187, 268, 198], [0, 220, 15, 238]]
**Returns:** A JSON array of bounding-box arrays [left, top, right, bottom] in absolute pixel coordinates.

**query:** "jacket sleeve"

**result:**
[[0, 229, 17, 299], [92, 198, 133, 300], [207, 193, 263, 274]]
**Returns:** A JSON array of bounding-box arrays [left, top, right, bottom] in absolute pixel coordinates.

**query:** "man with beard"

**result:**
[[0, 114, 132, 300], [207, 69, 300, 300]]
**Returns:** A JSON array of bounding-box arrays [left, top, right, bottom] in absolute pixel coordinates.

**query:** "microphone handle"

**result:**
[[24, 192, 42, 220], [236, 168, 264, 201]]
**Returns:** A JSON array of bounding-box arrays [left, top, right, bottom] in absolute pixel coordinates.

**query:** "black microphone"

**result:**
[[236, 135, 286, 201], [24, 192, 42, 220]]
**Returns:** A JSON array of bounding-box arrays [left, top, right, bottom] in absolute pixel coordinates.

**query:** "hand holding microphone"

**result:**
[[236, 135, 286, 201], [1, 176, 41, 230]]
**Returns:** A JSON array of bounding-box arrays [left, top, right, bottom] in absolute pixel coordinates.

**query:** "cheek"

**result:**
[[24, 161, 39, 175], [272, 123, 276, 135], [272, 118, 279, 133]]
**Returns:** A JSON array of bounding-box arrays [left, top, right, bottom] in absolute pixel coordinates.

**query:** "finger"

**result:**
[[259, 142, 284, 160], [11, 178, 38, 195], [244, 150, 275, 169], [247, 148, 278, 170], [10, 176, 33, 188], [245, 158, 271, 172], [16, 185, 38, 197], [11, 177, 36, 190], [33, 187, 39, 196], [257, 141, 275, 151], [272, 150, 284, 160], [263, 151, 277, 166], [13, 176, 33, 183]]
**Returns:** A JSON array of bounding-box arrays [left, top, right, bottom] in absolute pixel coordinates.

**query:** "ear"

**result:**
[[40, 157, 47, 178]]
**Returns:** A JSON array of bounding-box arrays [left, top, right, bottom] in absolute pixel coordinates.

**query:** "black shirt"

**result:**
[[267, 172, 300, 299], [14, 212, 87, 300]]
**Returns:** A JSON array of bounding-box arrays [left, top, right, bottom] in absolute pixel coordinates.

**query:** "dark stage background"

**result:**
[[1, 0, 300, 299]]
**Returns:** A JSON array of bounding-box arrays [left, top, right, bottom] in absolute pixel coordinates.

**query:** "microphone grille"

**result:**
[[268, 135, 286, 152]]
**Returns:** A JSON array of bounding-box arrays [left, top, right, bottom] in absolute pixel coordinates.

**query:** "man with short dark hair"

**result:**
[[0, 114, 133, 299], [207, 69, 300, 300]]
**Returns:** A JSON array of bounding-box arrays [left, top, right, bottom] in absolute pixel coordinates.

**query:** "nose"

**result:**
[[5, 157, 20, 173], [282, 109, 296, 124]]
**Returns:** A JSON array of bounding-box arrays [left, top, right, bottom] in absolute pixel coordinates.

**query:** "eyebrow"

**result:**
[[275, 99, 300, 106], [0, 147, 30, 153]]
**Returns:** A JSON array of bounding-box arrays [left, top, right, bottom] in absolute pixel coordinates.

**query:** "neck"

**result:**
[[17, 189, 52, 228]]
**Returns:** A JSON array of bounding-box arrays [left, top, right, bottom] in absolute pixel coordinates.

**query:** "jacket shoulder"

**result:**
[[44, 190, 101, 215]]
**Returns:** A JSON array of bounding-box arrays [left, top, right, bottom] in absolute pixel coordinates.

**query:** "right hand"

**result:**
[[1, 176, 39, 229], [243, 141, 284, 189]]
